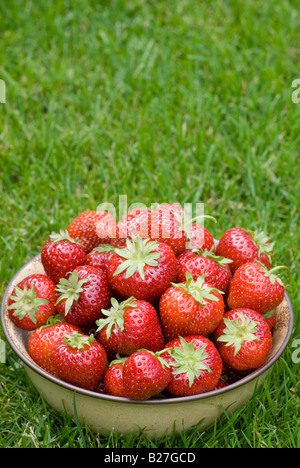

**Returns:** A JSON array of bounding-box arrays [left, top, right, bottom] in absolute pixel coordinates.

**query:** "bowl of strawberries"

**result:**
[[1, 205, 294, 438]]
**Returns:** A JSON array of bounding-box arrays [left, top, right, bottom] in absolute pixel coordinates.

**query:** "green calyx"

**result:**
[[8, 283, 49, 324], [171, 272, 223, 306], [245, 229, 275, 261], [192, 248, 233, 268], [170, 337, 212, 387], [49, 229, 83, 247], [96, 297, 137, 339], [217, 312, 261, 356], [113, 236, 161, 280], [91, 244, 115, 254], [255, 261, 290, 288], [55, 271, 89, 315], [108, 354, 128, 367], [63, 331, 95, 349]]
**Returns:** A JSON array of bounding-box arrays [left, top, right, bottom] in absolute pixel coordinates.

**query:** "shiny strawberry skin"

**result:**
[[41, 238, 86, 284], [8, 275, 57, 331], [227, 262, 285, 314], [56, 265, 111, 328], [84, 246, 115, 274], [216, 228, 272, 273], [123, 350, 171, 401], [177, 250, 232, 293], [103, 361, 126, 397], [96, 300, 165, 356], [147, 206, 187, 255], [68, 210, 116, 253], [214, 308, 272, 371], [187, 224, 215, 252], [107, 242, 178, 303], [159, 283, 224, 340], [50, 335, 107, 391], [28, 321, 82, 376], [110, 209, 151, 248], [161, 336, 223, 396]]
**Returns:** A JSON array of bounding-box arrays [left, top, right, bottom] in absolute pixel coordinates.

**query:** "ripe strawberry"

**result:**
[[122, 350, 172, 401], [215, 227, 274, 273], [177, 249, 233, 293], [28, 316, 82, 376], [186, 223, 215, 252], [227, 261, 289, 315], [41, 230, 86, 284], [161, 336, 223, 396], [8, 274, 57, 331], [147, 204, 216, 255], [55, 265, 111, 329], [50, 331, 107, 391], [96, 297, 165, 357], [107, 236, 178, 303], [214, 308, 272, 371], [109, 208, 151, 248], [84, 244, 115, 274], [68, 210, 116, 253], [159, 273, 224, 341], [103, 355, 127, 397]]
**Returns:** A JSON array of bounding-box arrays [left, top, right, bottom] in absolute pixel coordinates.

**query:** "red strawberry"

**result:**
[[84, 244, 115, 274], [148, 204, 216, 256], [214, 308, 272, 371], [186, 223, 215, 252], [28, 316, 82, 376], [8, 274, 57, 331], [215, 228, 274, 273], [107, 236, 178, 303], [159, 273, 224, 341], [103, 355, 127, 397], [41, 230, 86, 284], [68, 210, 116, 253], [177, 249, 232, 293], [122, 350, 172, 401], [96, 297, 165, 356], [50, 331, 107, 391], [161, 336, 223, 396], [227, 261, 289, 315], [55, 265, 111, 329], [110, 208, 151, 248]]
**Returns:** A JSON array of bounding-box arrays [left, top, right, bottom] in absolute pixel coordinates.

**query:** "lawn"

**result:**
[[0, 0, 299, 448]]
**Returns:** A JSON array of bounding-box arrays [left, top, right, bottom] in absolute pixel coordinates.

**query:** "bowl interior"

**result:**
[[1, 254, 294, 404]]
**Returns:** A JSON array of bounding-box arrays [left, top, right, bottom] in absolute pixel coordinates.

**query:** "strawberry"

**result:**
[[96, 297, 165, 357], [147, 204, 216, 256], [84, 244, 115, 274], [41, 230, 86, 284], [68, 210, 116, 253], [227, 261, 289, 315], [122, 350, 172, 401], [50, 331, 107, 391], [8, 274, 57, 331], [55, 265, 111, 329], [109, 208, 151, 248], [107, 236, 178, 303], [159, 273, 224, 341], [161, 336, 223, 396], [103, 355, 127, 397], [215, 227, 274, 273], [28, 316, 82, 376], [214, 308, 272, 371], [177, 249, 233, 293]]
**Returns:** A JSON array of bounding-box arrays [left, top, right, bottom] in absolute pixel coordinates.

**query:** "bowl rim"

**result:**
[[1, 254, 295, 406]]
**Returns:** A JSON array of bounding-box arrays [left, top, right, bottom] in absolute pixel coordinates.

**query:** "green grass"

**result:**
[[0, 0, 300, 448]]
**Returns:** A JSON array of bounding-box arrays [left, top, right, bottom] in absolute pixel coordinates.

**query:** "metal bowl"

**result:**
[[1, 254, 294, 439]]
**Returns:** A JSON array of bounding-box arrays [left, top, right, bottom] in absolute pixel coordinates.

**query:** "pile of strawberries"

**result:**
[[7, 204, 289, 401]]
